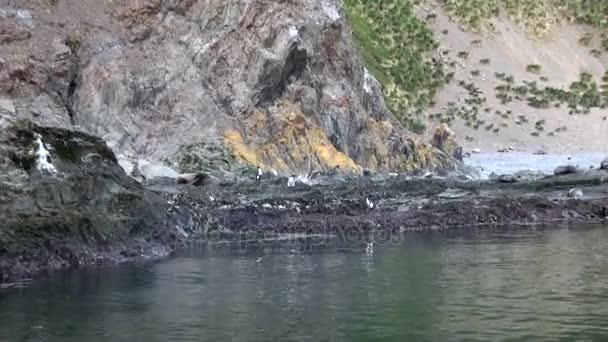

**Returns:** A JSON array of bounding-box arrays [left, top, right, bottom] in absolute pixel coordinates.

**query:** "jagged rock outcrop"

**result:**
[[0, 117, 198, 282], [0, 0, 457, 175], [429, 124, 462, 162]]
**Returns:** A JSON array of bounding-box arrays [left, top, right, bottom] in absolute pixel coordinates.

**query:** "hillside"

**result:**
[[346, 0, 608, 154]]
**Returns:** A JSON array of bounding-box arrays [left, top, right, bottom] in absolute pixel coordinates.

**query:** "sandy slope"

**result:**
[[420, 2, 608, 154]]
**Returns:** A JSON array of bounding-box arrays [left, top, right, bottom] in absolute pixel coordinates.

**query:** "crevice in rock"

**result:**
[[53, 56, 80, 126], [258, 45, 309, 107]]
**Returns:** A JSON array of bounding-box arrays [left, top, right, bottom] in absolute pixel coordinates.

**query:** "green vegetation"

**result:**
[[494, 71, 608, 113], [344, 0, 449, 132], [64, 33, 81, 52], [579, 32, 593, 46], [429, 81, 487, 128], [457, 51, 470, 59], [479, 58, 491, 65], [526, 64, 542, 74], [441, 0, 608, 38]]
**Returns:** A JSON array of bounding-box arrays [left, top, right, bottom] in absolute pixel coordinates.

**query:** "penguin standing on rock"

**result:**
[[366, 197, 374, 210], [287, 175, 296, 187], [256, 166, 263, 187]]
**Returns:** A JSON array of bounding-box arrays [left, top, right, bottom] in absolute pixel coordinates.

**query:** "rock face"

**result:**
[[0, 117, 197, 282], [429, 124, 463, 162], [0, 0, 456, 174]]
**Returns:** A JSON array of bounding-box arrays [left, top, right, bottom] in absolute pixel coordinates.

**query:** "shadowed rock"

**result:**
[[554, 165, 579, 176], [176, 173, 213, 186]]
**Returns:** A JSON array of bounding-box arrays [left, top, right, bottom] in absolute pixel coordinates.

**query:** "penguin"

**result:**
[[365, 197, 374, 209], [256, 166, 263, 187], [287, 175, 296, 187]]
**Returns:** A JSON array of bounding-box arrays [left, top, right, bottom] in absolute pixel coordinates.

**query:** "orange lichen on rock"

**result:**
[[223, 130, 262, 167], [224, 102, 362, 173]]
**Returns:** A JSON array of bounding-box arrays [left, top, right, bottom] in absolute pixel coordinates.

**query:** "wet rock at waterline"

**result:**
[[497, 174, 517, 183], [0, 119, 198, 283], [554, 165, 579, 176], [601, 158, 608, 170]]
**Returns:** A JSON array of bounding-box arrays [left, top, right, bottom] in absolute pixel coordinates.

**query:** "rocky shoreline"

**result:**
[[1, 120, 608, 283]]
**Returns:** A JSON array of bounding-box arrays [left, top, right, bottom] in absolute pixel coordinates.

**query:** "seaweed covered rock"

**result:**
[[0, 118, 197, 282]]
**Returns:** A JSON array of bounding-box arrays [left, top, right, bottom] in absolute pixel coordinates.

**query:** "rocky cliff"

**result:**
[[0, 0, 457, 175]]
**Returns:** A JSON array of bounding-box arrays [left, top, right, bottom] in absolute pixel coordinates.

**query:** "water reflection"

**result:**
[[1, 225, 608, 341]]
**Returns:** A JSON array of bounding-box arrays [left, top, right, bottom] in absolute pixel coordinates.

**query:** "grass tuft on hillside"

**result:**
[[344, 0, 449, 133], [441, 0, 608, 38]]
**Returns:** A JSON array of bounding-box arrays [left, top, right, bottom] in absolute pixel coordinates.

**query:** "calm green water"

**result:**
[[2, 225, 608, 341]]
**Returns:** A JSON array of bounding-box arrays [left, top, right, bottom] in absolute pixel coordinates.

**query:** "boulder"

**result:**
[[135, 160, 179, 181], [0, 120, 193, 282], [601, 157, 608, 170], [429, 124, 463, 161], [554, 165, 579, 176], [513, 170, 547, 182]]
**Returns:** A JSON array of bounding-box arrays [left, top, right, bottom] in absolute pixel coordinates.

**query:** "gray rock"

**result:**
[[554, 165, 579, 176], [497, 174, 517, 183], [568, 188, 583, 199], [601, 157, 608, 170], [0, 98, 15, 114], [513, 170, 547, 182], [136, 160, 179, 180], [0, 120, 195, 282], [15, 10, 33, 27], [117, 157, 135, 175]]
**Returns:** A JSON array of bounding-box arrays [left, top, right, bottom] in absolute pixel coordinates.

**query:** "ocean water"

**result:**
[[465, 152, 607, 177]]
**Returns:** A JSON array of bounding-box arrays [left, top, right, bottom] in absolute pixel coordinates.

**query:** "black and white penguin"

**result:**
[[365, 197, 374, 209], [256, 166, 263, 186], [287, 175, 296, 187]]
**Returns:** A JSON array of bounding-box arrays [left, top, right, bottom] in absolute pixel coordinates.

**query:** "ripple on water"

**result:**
[[1, 225, 608, 341]]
